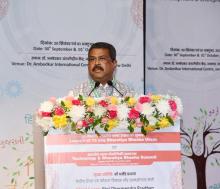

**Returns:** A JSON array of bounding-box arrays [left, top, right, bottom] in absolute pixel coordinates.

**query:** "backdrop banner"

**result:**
[[0, 0, 143, 188], [145, 1, 220, 189]]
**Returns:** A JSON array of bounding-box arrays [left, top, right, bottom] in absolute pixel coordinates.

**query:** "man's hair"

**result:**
[[88, 42, 116, 60]]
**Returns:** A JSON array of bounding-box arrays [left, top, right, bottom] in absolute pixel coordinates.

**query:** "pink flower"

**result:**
[[76, 120, 88, 129], [139, 96, 151, 104], [65, 96, 74, 101], [88, 118, 94, 124], [81, 120, 88, 128], [136, 118, 143, 127], [169, 100, 177, 111], [54, 107, 65, 115], [72, 99, 81, 106], [101, 117, 108, 124], [170, 111, 179, 119], [128, 108, 140, 119], [49, 96, 56, 104], [87, 107, 93, 112], [108, 110, 117, 119], [134, 103, 143, 112], [41, 111, 51, 117], [99, 100, 108, 107], [76, 121, 83, 129], [107, 104, 117, 111]]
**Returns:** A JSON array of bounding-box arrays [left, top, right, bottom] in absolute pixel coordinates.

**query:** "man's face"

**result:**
[[88, 48, 117, 84]]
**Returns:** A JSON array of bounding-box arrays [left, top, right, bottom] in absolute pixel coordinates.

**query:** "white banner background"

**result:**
[[146, 0, 220, 189]]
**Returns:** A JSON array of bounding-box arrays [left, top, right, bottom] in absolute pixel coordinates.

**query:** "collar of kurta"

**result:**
[[89, 78, 116, 97]]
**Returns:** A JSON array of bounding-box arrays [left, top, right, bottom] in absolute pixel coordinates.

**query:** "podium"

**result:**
[[34, 95, 182, 189], [33, 121, 181, 189]]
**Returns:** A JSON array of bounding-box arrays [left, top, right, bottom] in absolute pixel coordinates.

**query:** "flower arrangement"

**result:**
[[36, 94, 183, 136]]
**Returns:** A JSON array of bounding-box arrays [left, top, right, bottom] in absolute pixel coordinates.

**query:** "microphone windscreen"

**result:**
[[95, 81, 100, 88], [107, 80, 113, 86]]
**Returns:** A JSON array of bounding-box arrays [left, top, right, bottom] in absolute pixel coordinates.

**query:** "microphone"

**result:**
[[88, 81, 100, 96], [107, 80, 124, 97]]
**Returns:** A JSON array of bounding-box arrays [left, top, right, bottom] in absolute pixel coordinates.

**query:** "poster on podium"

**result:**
[[44, 121, 182, 189]]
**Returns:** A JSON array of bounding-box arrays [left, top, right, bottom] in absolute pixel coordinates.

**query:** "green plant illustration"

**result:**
[[2, 132, 34, 189]]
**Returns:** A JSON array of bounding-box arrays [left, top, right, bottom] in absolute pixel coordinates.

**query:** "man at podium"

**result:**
[[68, 42, 135, 97], [34, 42, 136, 189]]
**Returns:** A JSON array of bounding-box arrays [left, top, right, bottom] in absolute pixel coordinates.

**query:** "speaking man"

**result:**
[[68, 42, 135, 97]]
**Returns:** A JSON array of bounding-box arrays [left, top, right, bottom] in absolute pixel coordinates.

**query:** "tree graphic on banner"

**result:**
[[181, 108, 220, 189], [2, 132, 34, 189]]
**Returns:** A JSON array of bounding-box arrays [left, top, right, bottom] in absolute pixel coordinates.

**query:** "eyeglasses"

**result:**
[[88, 56, 112, 64]]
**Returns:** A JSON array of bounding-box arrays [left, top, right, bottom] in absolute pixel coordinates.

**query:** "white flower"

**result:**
[[57, 97, 66, 104], [147, 116, 158, 125], [117, 104, 129, 120], [117, 120, 129, 130], [165, 94, 170, 98], [39, 101, 54, 112], [36, 117, 52, 132], [156, 100, 170, 116], [94, 105, 106, 117], [141, 103, 155, 116], [68, 105, 85, 122], [173, 96, 183, 114]]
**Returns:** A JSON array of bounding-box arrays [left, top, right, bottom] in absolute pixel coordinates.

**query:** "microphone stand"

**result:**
[[88, 81, 100, 96], [107, 80, 124, 97]]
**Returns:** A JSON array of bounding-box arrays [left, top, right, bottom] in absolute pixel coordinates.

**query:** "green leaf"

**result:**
[[141, 126, 147, 136], [215, 158, 220, 166], [61, 101, 65, 106], [2, 166, 8, 170], [140, 115, 149, 125], [43, 131, 49, 136], [93, 118, 101, 126], [95, 130, 100, 137], [79, 95, 83, 101], [29, 176, 35, 180], [85, 127, 89, 132], [71, 122, 76, 131], [104, 126, 108, 132], [23, 181, 28, 186], [166, 115, 174, 125], [12, 171, 19, 176], [75, 130, 84, 134], [193, 117, 198, 120], [11, 178, 15, 184], [124, 96, 130, 102], [127, 124, 134, 133]]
